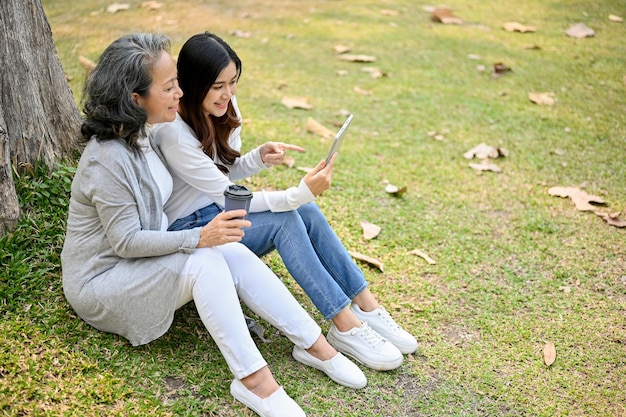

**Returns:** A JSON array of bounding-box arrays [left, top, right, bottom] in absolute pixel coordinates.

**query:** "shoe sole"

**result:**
[[292, 348, 367, 389], [326, 334, 403, 371]]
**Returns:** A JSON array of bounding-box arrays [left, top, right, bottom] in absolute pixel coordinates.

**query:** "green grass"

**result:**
[[2, 0, 625, 415]]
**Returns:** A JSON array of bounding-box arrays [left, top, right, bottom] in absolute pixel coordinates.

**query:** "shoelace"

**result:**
[[352, 323, 385, 348], [377, 308, 402, 332]]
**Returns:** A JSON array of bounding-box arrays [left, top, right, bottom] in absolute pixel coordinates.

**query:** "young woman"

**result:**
[[61, 33, 366, 417], [151, 32, 418, 372]]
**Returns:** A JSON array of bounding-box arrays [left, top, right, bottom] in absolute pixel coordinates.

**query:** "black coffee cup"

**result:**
[[223, 184, 253, 219]]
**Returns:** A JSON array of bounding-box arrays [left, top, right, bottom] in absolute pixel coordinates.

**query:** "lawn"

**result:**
[[1, 0, 625, 416]]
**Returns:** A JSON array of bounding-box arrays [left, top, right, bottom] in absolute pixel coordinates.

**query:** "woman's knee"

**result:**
[[297, 203, 327, 227]]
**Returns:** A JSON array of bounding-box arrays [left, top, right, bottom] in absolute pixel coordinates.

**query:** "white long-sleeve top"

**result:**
[[151, 97, 315, 225]]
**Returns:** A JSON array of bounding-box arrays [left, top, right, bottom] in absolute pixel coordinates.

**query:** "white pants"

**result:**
[[175, 242, 321, 379]]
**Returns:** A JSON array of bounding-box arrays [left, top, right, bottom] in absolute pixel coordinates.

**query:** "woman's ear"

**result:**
[[131, 92, 140, 106]]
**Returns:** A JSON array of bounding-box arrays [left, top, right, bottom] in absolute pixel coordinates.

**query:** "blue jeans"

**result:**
[[169, 203, 368, 320]]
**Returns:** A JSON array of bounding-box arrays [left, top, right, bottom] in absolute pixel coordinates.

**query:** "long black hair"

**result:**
[[177, 32, 242, 173]]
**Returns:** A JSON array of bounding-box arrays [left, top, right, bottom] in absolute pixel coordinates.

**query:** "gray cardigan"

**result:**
[[61, 137, 201, 346]]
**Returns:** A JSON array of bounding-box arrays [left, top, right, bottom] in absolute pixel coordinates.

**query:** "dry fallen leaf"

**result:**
[[360, 221, 381, 240], [464, 143, 508, 160], [78, 56, 96, 73], [385, 183, 407, 196], [140, 1, 162, 10], [381, 9, 399, 16], [431, 7, 463, 25], [361, 67, 387, 79], [348, 251, 384, 272], [565, 22, 595, 38], [528, 92, 555, 106], [493, 62, 512, 76], [503, 22, 537, 33], [544, 341, 556, 366], [408, 249, 436, 265], [353, 86, 372, 95], [469, 161, 502, 173], [608, 14, 624, 23], [305, 117, 335, 139], [595, 211, 626, 228], [106, 2, 130, 13], [334, 44, 351, 54], [338, 54, 377, 63], [548, 186, 606, 211], [282, 96, 313, 110]]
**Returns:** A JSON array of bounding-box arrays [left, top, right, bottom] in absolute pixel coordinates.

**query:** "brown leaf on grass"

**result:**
[[338, 54, 377, 63], [140, 1, 162, 10], [305, 117, 335, 139], [78, 56, 96, 73], [503, 22, 537, 33], [469, 161, 502, 173], [493, 62, 512, 76], [565, 23, 595, 38], [106, 2, 130, 13], [384, 183, 407, 196], [427, 130, 449, 141], [353, 86, 372, 95], [529, 92, 555, 105], [431, 7, 463, 25], [544, 341, 556, 366], [408, 248, 436, 265], [608, 14, 624, 23], [334, 44, 351, 54], [348, 251, 384, 272], [464, 143, 509, 160], [548, 186, 606, 211], [361, 67, 387, 79], [282, 96, 313, 110], [360, 221, 381, 240], [381, 9, 399, 16], [595, 211, 626, 228]]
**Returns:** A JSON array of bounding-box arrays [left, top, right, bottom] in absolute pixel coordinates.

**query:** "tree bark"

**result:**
[[0, 0, 82, 234]]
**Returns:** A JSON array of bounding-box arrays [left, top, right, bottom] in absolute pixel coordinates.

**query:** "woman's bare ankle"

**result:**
[[332, 307, 363, 332], [305, 335, 337, 361], [240, 367, 280, 399]]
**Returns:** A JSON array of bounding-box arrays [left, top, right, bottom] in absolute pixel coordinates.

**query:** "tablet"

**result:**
[[325, 114, 354, 164]]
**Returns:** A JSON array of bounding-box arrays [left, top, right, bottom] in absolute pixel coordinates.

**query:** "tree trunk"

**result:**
[[0, 0, 82, 234]]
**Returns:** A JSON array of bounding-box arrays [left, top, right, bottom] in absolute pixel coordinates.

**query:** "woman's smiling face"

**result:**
[[134, 51, 182, 124], [201, 61, 238, 117]]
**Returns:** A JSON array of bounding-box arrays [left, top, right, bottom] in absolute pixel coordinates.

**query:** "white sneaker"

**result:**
[[230, 379, 306, 417], [292, 346, 367, 389], [350, 304, 418, 354], [326, 322, 403, 371]]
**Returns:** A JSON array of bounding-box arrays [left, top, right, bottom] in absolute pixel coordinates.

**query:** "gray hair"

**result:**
[[80, 33, 171, 148]]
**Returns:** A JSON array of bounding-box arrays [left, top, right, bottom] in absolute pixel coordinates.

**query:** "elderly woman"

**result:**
[[61, 33, 364, 417]]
